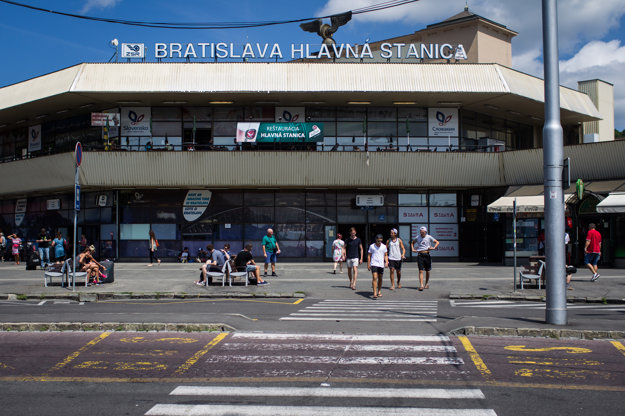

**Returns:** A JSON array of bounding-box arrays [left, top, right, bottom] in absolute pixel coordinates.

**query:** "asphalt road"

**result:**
[[1, 331, 624, 415]]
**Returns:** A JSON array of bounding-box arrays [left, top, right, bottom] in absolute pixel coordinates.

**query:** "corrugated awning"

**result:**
[[596, 192, 625, 213], [487, 194, 572, 213]]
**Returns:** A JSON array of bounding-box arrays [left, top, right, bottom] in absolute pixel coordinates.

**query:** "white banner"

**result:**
[[429, 223, 458, 240], [121, 107, 151, 136], [430, 240, 459, 257], [429, 206, 458, 223], [236, 122, 260, 142], [121, 43, 145, 59], [15, 198, 27, 226], [399, 207, 428, 223], [275, 107, 304, 123], [91, 112, 120, 127], [428, 108, 458, 137], [28, 125, 41, 152], [183, 190, 212, 222]]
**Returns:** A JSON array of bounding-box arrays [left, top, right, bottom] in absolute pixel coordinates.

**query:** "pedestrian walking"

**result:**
[[386, 228, 406, 290], [262, 228, 280, 277], [7, 233, 21, 265], [367, 234, 388, 299], [411, 226, 439, 291], [345, 227, 363, 290], [332, 233, 346, 274], [147, 229, 161, 266], [36, 228, 51, 267], [51, 231, 67, 262], [584, 223, 602, 281]]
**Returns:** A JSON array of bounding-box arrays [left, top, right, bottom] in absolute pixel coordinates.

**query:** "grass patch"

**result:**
[[16, 294, 27, 301]]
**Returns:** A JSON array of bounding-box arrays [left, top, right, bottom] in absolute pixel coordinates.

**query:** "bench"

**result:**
[[519, 260, 545, 289]]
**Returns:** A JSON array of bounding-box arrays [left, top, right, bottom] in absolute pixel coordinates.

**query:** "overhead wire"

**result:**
[[0, 0, 420, 29]]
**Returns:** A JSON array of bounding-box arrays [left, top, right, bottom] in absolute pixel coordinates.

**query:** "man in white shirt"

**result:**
[[410, 226, 439, 291], [367, 234, 388, 299]]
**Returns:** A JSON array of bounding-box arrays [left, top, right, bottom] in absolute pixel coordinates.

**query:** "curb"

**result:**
[[0, 322, 236, 332], [449, 293, 625, 304], [449, 326, 625, 340], [2, 292, 306, 302]]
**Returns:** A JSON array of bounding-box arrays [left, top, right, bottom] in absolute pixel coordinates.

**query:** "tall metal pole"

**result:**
[[542, 0, 567, 325], [73, 165, 78, 291]]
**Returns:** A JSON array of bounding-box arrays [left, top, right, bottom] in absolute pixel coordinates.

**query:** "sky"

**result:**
[[1, 0, 624, 130]]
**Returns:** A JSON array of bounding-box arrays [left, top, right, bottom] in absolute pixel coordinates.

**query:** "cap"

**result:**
[[88, 245, 96, 252], [419, 226, 427, 232], [375, 234, 384, 240], [390, 228, 398, 234]]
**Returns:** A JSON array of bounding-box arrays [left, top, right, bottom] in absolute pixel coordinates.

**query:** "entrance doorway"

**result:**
[[336, 224, 398, 256]]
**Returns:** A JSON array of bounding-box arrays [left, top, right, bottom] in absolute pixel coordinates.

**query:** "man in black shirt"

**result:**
[[345, 227, 363, 290], [36, 228, 51, 267], [234, 244, 267, 285]]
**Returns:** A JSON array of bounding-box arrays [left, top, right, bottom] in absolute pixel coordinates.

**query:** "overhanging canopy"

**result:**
[[596, 192, 625, 213], [487, 194, 572, 213]]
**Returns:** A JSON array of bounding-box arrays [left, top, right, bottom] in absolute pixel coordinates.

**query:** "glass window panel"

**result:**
[[244, 192, 274, 206], [337, 206, 367, 223], [306, 191, 336, 207], [279, 240, 306, 257], [213, 122, 236, 137], [152, 121, 182, 136], [368, 207, 397, 223], [182, 107, 212, 121], [275, 207, 305, 223], [399, 121, 428, 137], [429, 137, 459, 151], [244, 224, 272, 240], [182, 241, 211, 260], [322, 122, 336, 136], [119, 240, 148, 258], [275, 192, 305, 207], [306, 107, 335, 120], [245, 106, 274, 121], [213, 137, 237, 150], [201, 206, 244, 224], [367, 122, 396, 137], [399, 194, 427, 206], [337, 192, 357, 206], [245, 241, 263, 257], [337, 122, 365, 136], [398, 107, 427, 121], [429, 193, 457, 206], [150, 223, 178, 240], [274, 224, 306, 241], [181, 221, 214, 238], [368, 137, 390, 151], [213, 107, 244, 120], [100, 224, 117, 240], [306, 223, 325, 239], [215, 240, 243, 254], [305, 206, 336, 224], [151, 107, 180, 121], [368, 107, 396, 121], [306, 240, 324, 257], [100, 207, 113, 223], [337, 107, 365, 121], [244, 207, 274, 222], [216, 224, 243, 240], [84, 208, 100, 223], [120, 224, 150, 240]]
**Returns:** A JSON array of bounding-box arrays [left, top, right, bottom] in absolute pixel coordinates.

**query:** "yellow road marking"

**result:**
[[458, 336, 493, 381], [610, 341, 625, 357], [504, 345, 591, 354], [173, 332, 228, 375], [99, 298, 303, 306], [92, 350, 178, 357], [119, 336, 198, 344], [73, 360, 168, 371], [44, 332, 111, 375], [507, 356, 602, 366]]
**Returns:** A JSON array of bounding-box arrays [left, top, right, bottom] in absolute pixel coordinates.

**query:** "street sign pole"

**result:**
[[73, 142, 83, 292], [513, 198, 517, 292], [542, 0, 567, 325]]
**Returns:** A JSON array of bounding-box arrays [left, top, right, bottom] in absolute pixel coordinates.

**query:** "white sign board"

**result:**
[[429, 206, 458, 223], [428, 108, 459, 137], [28, 125, 41, 152], [121, 43, 145, 59], [430, 223, 458, 240], [121, 107, 151, 137], [183, 190, 212, 222], [399, 207, 428, 223], [430, 240, 459, 257], [356, 195, 384, 207], [91, 113, 120, 127], [15, 198, 27, 226], [46, 199, 60, 210], [275, 107, 305, 123]]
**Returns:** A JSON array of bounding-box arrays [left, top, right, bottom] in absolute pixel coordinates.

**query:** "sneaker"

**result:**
[[258, 281, 270, 285], [567, 284, 574, 290], [271, 272, 278, 277], [195, 281, 204, 286], [591, 273, 600, 282]]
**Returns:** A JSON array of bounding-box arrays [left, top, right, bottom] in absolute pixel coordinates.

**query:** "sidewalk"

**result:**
[[1, 261, 622, 302]]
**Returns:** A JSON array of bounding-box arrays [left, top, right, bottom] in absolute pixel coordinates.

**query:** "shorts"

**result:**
[[370, 266, 384, 275], [346, 258, 359, 268], [388, 259, 402, 270], [246, 264, 257, 272], [584, 253, 600, 266], [417, 253, 432, 271], [264, 252, 277, 264]]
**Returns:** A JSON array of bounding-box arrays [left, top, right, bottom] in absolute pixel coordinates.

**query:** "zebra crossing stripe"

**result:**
[[231, 333, 450, 341], [280, 317, 437, 322], [220, 342, 455, 352], [146, 404, 496, 416], [169, 386, 485, 399], [202, 355, 464, 365]]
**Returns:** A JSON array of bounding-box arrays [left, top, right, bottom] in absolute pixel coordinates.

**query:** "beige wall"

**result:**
[[579, 79, 614, 142]]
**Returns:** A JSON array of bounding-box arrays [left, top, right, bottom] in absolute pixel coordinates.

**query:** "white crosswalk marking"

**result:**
[[281, 299, 438, 321], [145, 386, 497, 415]]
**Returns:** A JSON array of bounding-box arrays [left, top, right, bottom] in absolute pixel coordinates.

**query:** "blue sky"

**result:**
[[1, 0, 624, 129]]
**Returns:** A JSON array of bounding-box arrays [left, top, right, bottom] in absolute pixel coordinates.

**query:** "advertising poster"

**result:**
[[428, 108, 458, 137], [28, 125, 41, 152], [183, 190, 212, 222], [121, 107, 151, 136], [399, 207, 428, 223], [236, 122, 323, 143]]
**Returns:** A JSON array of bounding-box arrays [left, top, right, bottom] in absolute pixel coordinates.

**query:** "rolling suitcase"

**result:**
[[99, 260, 115, 283]]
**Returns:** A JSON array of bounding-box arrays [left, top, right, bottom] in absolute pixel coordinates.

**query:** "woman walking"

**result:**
[[332, 233, 345, 274], [148, 229, 161, 266], [7, 233, 21, 265]]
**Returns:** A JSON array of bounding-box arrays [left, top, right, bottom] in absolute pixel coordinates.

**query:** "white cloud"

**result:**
[[81, 0, 121, 14]]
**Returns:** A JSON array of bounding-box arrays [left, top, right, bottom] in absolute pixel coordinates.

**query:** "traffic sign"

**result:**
[[75, 142, 83, 167], [75, 185, 81, 211]]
